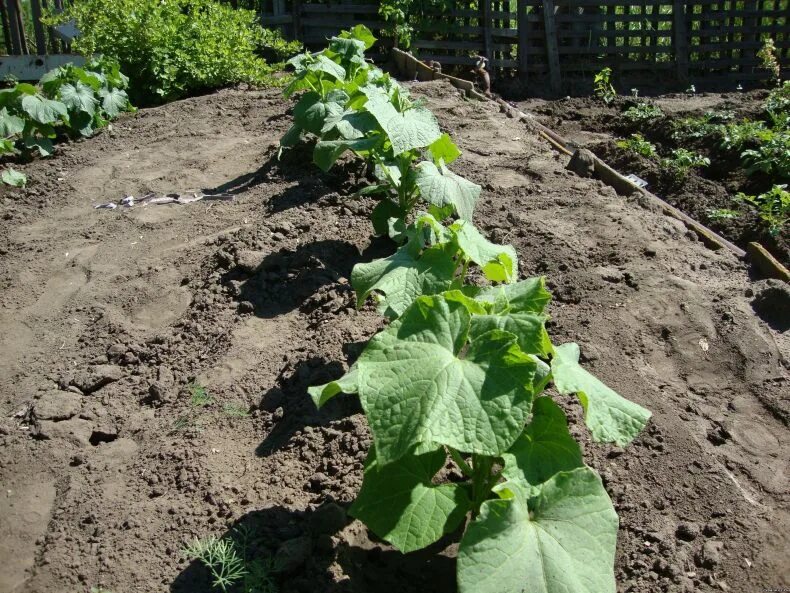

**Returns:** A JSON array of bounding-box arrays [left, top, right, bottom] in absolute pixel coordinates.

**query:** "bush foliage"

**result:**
[[48, 0, 301, 104]]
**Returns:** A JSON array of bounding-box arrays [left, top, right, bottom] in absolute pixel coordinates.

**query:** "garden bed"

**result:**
[[518, 90, 789, 266], [0, 81, 788, 593]]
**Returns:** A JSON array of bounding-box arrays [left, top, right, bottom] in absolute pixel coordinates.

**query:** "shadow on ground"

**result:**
[[171, 504, 456, 593]]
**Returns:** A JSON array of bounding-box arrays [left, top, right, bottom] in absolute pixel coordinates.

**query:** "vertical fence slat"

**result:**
[[0, 0, 12, 55], [673, 0, 690, 84], [542, 0, 561, 94], [517, 0, 528, 77], [30, 0, 47, 55], [481, 0, 492, 61]]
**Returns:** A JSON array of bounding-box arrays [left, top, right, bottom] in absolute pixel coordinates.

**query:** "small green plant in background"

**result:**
[[660, 148, 710, 182], [719, 120, 772, 153], [594, 67, 616, 104], [183, 528, 279, 593], [0, 57, 134, 158], [184, 536, 247, 592], [1, 167, 26, 187], [617, 133, 657, 157], [741, 130, 790, 180], [736, 185, 789, 236], [757, 37, 782, 86], [189, 382, 213, 407], [707, 208, 740, 221], [623, 102, 664, 123], [223, 403, 250, 418]]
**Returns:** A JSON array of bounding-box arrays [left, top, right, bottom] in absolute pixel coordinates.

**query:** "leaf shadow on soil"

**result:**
[[231, 239, 361, 319], [204, 145, 363, 215], [170, 504, 456, 593], [256, 348, 366, 458]]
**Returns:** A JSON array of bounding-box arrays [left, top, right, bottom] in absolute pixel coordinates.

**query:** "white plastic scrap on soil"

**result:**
[[94, 191, 234, 210]]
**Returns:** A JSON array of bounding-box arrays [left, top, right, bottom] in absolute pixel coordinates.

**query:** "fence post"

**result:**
[[30, 0, 47, 55], [517, 0, 528, 79], [481, 0, 492, 61], [673, 0, 689, 85], [0, 1, 11, 55], [292, 0, 302, 41], [542, 0, 561, 95]]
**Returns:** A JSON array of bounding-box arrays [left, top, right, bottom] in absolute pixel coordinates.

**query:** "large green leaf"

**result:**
[[313, 136, 380, 171], [551, 343, 650, 446], [501, 397, 583, 492], [474, 277, 552, 314], [457, 469, 618, 593], [428, 133, 461, 165], [415, 161, 480, 222], [339, 24, 377, 49], [21, 95, 68, 125], [0, 107, 24, 137], [351, 241, 456, 319], [321, 108, 378, 140], [350, 447, 471, 553], [308, 54, 347, 80], [99, 88, 130, 118], [357, 295, 537, 464], [469, 312, 552, 357], [364, 95, 441, 155], [307, 365, 358, 409], [60, 82, 98, 116], [452, 221, 518, 282]]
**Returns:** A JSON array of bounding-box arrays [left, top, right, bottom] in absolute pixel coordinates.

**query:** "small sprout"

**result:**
[[736, 83, 744, 92], [223, 403, 250, 418], [189, 382, 213, 407], [707, 208, 740, 221], [631, 88, 639, 98], [687, 84, 696, 94]]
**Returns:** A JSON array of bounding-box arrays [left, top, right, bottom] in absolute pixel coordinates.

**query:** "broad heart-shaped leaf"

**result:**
[[21, 95, 68, 125], [350, 447, 471, 553], [351, 241, 456, 319], [474, 277, 552, 314], [294, 90, 349, 136], [364, 95, 441, 155], [60, 82, 98, 116], [308, 54, 347, 81], [321, 108, 378, 140], [452, 221, 518, 283], [457, 469, 618, 593], [469, 312, 553, 357], [415, 161, 480, 222], [0, 107, 24, 137], [552, 343, 650, 446], [279, 123, 303, 149], [501, 397, 583, 493], [22, 135, 54, 157], [339, 23, 377, 49], [99, 87, 130, 118], [357, 295, 537, 464], [428, 133, 461, 165], [308, 364, 358, 409], [313, 137, 379, 172]]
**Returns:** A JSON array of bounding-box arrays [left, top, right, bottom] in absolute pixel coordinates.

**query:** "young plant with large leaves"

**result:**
[[279, 26, 481, 232], [310, 287, 650, 593], [0, 57, 134, 158], [289, 26, 651, 593]]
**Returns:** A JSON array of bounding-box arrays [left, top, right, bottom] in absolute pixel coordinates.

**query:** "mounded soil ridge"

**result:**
[[0, 80, 788, 593]]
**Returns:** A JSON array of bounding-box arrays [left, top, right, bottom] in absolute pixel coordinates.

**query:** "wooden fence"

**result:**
[[0, 0, 80, 79], [262, 1, 790, 92]]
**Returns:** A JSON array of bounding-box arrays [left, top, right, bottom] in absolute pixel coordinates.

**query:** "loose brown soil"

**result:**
[[518, 91, 789, 266], [1, 81, 788, 593]]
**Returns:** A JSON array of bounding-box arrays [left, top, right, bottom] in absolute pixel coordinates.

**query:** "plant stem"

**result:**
[[447, 446, 474, 477], [471, 454, 494, 515]]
